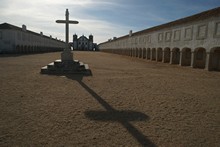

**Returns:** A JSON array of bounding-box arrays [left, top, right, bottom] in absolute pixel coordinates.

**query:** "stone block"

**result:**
[[61, 50, 73, 61]]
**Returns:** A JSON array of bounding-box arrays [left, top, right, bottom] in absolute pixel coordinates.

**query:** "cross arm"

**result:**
[[56, 20, 79, 24]]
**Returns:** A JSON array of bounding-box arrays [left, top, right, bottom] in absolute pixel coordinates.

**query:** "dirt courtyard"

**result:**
[[0, 51, 219, 146]]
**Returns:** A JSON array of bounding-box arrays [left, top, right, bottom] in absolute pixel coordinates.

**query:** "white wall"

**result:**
[[0, 28, 65, 53], [99, 16, 220, 52]]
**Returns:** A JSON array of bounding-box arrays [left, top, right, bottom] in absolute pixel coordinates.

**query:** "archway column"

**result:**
[[191, 51, 195, 68], [162, 51, 165, 63], [170, 51, 173, 64], [205, 52, 211, 71], [179, 51, 183, 66], [136, 49, 138, 58], [150, 49, 153, 60]]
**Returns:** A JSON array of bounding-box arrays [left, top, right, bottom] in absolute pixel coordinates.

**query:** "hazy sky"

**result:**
[[0, 0, 219, 43]]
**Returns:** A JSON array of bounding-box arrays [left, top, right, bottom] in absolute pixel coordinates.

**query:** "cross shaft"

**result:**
[[56, 9, 79, 50]]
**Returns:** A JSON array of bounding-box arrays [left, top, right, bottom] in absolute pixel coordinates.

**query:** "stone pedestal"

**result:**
[[41, 49, 90, 75], [40, 58, 91, 75], [61, 50, 73, 61]]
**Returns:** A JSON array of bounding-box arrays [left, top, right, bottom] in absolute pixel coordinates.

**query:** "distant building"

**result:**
[[72, 34, 98, 51], [0, 23, 65, 53]]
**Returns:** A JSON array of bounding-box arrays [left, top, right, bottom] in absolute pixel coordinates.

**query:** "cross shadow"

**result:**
[[66, 73, 156, 147]]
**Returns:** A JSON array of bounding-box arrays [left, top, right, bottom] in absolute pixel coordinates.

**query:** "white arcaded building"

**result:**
[[0, 23, 65, 53], [99, 7, 220, 71]]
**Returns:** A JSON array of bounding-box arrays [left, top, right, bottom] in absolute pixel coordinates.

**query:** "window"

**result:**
[[197, 24, 208, 40], [165, 31, 172, 42], [214, 21, 220, 38], [158, 33, 163, 42], [184, 27, 193, 40], [174, 30, 181, 41]]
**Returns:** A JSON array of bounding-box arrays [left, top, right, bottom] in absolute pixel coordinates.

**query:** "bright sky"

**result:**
[[0, 0, 219, 43]]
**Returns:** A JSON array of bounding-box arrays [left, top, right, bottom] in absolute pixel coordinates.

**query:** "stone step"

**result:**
[[79, 62, 84, 66], [47, 62, 55, 70], [54, 60, 63, 67], [41, 66, 48, 74], [84, 64, 89, 70], [40, 59, 91, 75]]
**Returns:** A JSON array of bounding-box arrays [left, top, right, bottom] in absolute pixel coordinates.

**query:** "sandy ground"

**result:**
[[0, 51, 219, 147]]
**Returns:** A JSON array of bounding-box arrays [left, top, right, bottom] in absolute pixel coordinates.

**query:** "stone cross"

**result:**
[[56, 9, 79, 61]]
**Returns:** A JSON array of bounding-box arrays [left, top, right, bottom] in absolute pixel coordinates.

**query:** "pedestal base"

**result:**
[[61, 50, 73, 61], [41, 59, 91, 75]]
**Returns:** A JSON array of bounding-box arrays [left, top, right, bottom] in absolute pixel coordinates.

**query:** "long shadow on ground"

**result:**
[[65, 74, 156, 147]]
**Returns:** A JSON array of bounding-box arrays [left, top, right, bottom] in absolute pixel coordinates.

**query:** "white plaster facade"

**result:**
[[99, 7, 220, 71], [0, 23, 65, 53]]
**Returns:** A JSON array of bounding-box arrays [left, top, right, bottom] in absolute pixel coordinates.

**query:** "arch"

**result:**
[[151, 48, 156, 60], [157, 48, 163, 62], [16, 45, 20, 54], [143, 48, 146, 59], [20, 45, 24, 53], [38, 46, 42, 53], [122, 49, 125, 56], [132, 48, 135, 57], [209, 47, 220, 71], [27, 46, 31, 53], [139, 48, 143, 58], [171, 48, 180, 64], [129, 48, 132, 57], [163, 47, 170, 63], [24, 46, 28, 54], [32, 46, 35, 53], [193, 47, 206, 69], [31, 46, 34, 53], [146, 48, 151, 60], [181, 48, 191, 66], [127, 48, 130, 56]]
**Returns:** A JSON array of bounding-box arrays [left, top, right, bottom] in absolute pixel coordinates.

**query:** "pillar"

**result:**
[[156, 49, 158, 61], [205, 52, 210, 71], [162, 51, 165, 63], [170, 51, 173, 64], [191, 51, 195, 68], [179, 51, 183, 66], [151, 49, 153, 60]]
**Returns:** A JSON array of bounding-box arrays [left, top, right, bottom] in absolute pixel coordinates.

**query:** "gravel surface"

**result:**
[[0, 51, 219, 146]]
